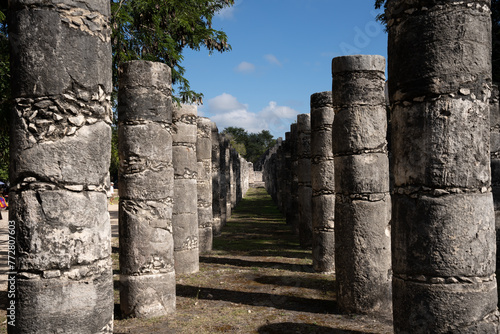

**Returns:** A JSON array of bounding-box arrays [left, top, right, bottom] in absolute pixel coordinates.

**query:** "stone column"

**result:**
[[226, 142, 233, 218], [282, 132, 293, 223], [211, 122, 222, 235], [332, 55, 391, 316], [118, 61, 175, 318], [8, 0, 113, 332], [219, 135, 229, 227], [310, 91, 335, 273], [491, 85, 500, 292], [289, 124, 300, 234], [388, 1, 498, 332], [172, 105, 199, 274], [230, 148, 238, 208], [297, 114, 312, 248], [197, 117, 213, 253]]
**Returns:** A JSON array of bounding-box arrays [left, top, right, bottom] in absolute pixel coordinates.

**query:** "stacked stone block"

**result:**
[[172, 105, 199, 274], [8, 0, 114, 331], [211, 122, 222, 236], [310, 91, 335, 273], [118, 61, 175, 318], [297, 114, 313, 248], [332, 55, 391, 316], [388, 1, 498, 332], [197, 117, 213, 253]]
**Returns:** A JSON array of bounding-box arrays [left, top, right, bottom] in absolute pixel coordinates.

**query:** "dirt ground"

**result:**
[[113, 187, 393, 334], [0, 187, 394, 333]]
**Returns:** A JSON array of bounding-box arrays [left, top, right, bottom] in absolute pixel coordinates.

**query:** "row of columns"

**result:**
[[263, 56, 391, 317], [7, 1, 255, 328], [118, 61, 254, 318], [262, 1, 499, 330]]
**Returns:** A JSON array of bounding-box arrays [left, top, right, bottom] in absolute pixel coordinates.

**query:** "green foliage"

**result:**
[[374, 0, 387, 29], [222, 127, 276, 163], [111, 0, 234, 104]]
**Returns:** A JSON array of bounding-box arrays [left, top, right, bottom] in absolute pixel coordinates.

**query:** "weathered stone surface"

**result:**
[[119, 201, 174, 275], [120, 272, 176, 319], [218, 136, 230, 230], [392, 193, 495, 277], [297, 114, 312, 248], [332, 105, 387, 155], [172, 104, 199, 274], [388, 1, 498, 332], [11, 122, 111, 186], [334, 153, 390, 195], [289, 124, 300, 235], [331, 66, 386, 107], [393, 277, 499, 334], [334, 196, 392, 314], [211, 122, 222, 236], [391, 99, 491, 189], [332, 54, 391, 316], [310, 91, 335, 273], [12, 190, 110, 270], [311, 194, 335, 229], [386, 1, 491, 102], [9, 0, 113, 331], [118, 60, 175, 319], [312, 230, 335, 274], [9, 3, 112, 98], [197, 117, 213, 253], [15, 270, 113, 334]]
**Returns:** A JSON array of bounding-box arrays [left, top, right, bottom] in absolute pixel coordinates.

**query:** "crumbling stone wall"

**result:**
[[197, 117, 213, 253], [387, 1, 498, 331], [332, 55, 391, 316], [310, 91, 335, 274], [118, 61, 175, 318], [172, 104, 199, 274], [9, 0, 114, 331], [297, 114, 313, 248]]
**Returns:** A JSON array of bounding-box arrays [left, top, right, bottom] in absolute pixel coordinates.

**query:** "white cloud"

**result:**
[[205, 94, 300, 138], [207, 93, 248, 113], [234, 61, 255, 74], [264, 54, 282, 67], [211, 110, 267, 134]]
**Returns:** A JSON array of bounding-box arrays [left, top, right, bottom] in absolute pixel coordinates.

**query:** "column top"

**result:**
[[311, 91, 333, 109], [332, 55, 385, 74]]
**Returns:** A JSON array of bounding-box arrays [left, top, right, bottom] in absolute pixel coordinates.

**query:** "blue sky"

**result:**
[[182, 0, 387, 139]]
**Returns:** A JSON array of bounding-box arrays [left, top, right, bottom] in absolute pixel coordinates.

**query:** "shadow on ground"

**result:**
[[176, 284, 338, 314], [199, 256, 313, 273], [258, 322, 372, 334]]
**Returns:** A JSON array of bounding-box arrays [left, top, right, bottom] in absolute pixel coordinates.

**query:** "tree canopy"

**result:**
[[222, 127, 276, 163], [111, 0, 234, 104]]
